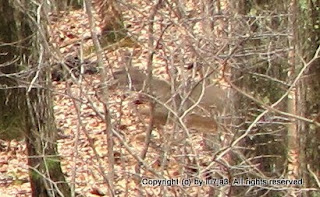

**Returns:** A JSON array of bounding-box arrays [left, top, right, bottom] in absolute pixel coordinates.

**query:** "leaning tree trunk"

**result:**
[[94, 0, 127, 45], [0, 1, 71, 196], [53, 0, 83, 12]]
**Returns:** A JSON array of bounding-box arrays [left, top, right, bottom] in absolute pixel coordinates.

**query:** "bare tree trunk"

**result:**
[[0, 1, 26, 147], [53, 0, 83, 12], [300, 1, 320, 196], [26, 89, 71, 197], [0, 1, 71, 196], [94, 0, 127, 45], [287, 2, 300, 196]]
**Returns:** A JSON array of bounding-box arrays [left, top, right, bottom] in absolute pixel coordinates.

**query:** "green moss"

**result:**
[[30, 169, 42, 181], [44, 156, 61, 170]]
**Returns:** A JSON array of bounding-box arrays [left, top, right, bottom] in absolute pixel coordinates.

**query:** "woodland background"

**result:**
[[0, 0, 319, 196]]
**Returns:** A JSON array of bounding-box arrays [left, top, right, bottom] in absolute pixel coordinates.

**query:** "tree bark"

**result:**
[[94, 0, 127, 45], [287, 3, 302, 197], [0, 1, 71, 196]]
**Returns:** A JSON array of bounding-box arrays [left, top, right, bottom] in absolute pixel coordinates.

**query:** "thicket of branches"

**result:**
[[0, 0, 319, 196]]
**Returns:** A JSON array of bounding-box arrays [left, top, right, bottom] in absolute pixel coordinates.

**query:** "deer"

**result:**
[[109, 67, 232, 136]]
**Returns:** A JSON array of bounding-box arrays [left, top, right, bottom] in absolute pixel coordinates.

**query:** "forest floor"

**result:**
[[0, 2, 215, 196]]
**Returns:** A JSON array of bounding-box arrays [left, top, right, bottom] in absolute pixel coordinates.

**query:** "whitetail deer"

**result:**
[[110, 67, 231, 134]]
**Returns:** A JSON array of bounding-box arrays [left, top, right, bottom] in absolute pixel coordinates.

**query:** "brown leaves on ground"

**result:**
[[1, 1, 224, 196]]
